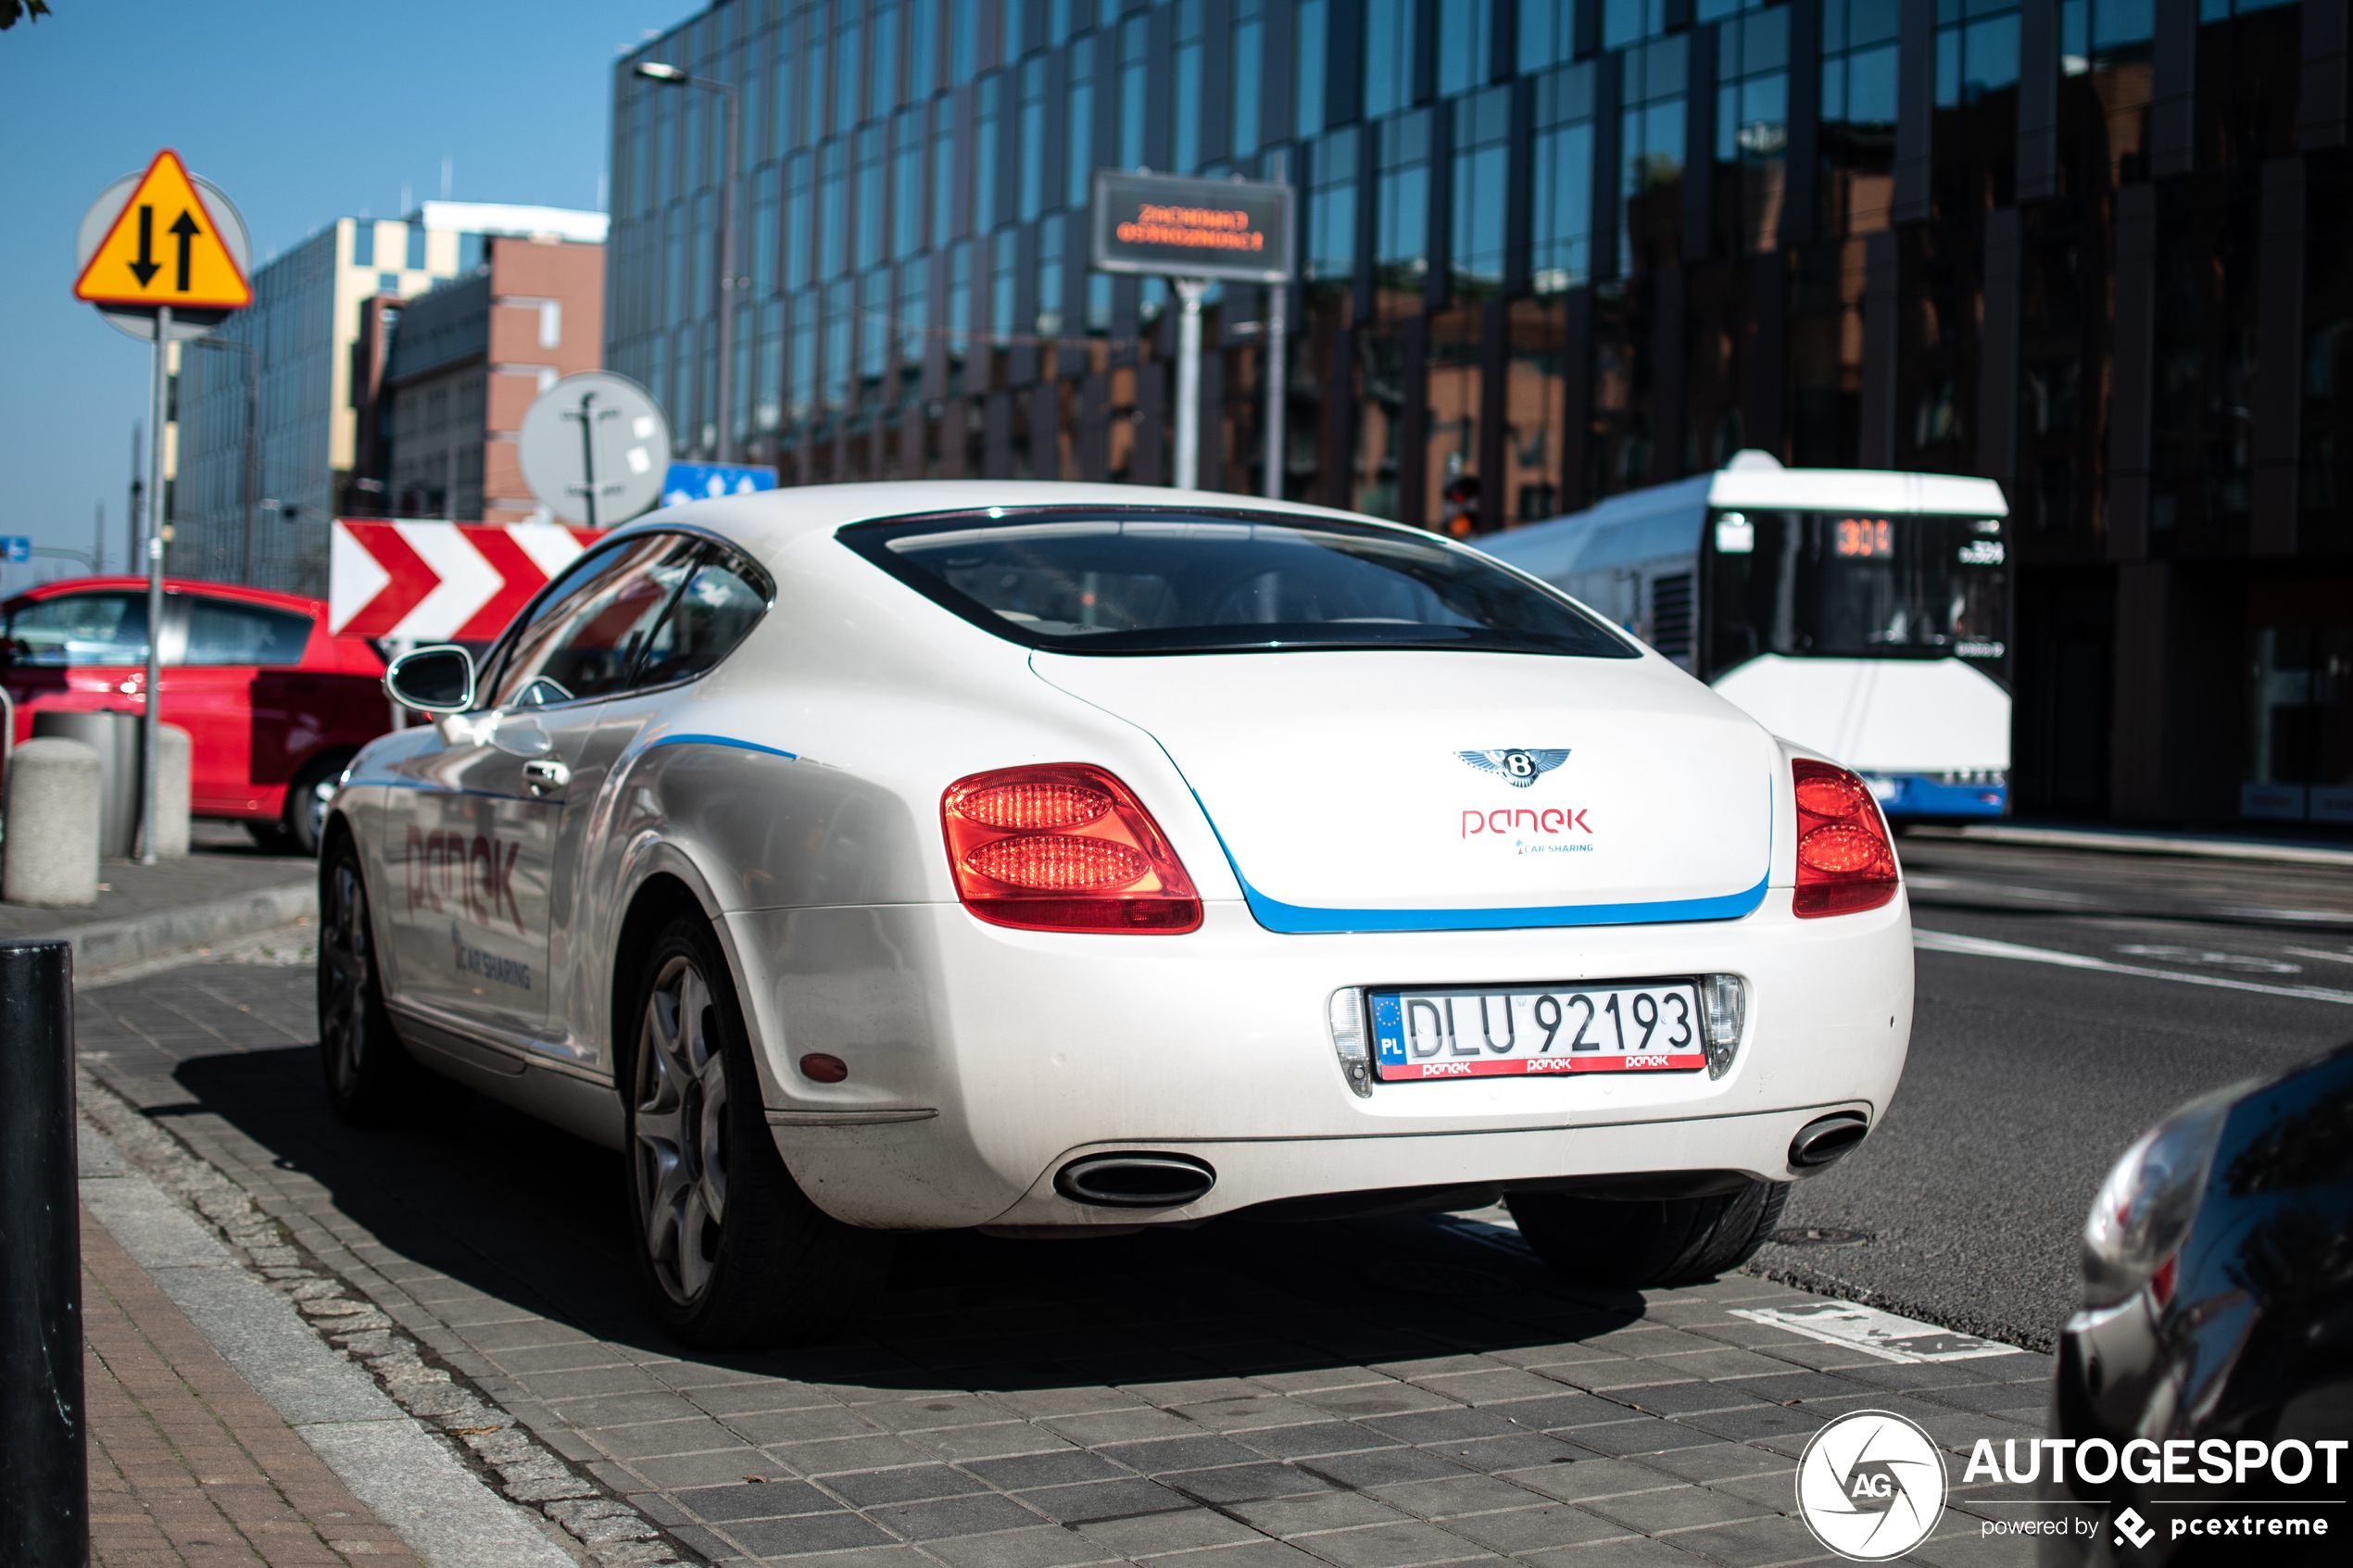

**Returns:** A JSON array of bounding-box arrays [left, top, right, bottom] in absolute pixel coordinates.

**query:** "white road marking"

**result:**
[[1915, 929, 2353, 1006], [2284, 947, 2353, 967], [1730, 1301, 2016, 1363]]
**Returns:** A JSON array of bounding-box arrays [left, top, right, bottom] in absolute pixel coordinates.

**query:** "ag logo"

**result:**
[[1793, 1409, 1947, 1561], [1455, 748, 1569, 788]]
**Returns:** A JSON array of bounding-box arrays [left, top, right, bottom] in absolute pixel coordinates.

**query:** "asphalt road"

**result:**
[[1753, 834, 2353, 1351]]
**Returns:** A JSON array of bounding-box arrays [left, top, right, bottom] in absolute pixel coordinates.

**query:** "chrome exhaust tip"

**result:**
[[1054, 1152, 1216, 1209], [1790, 1112, 1870, 1170]]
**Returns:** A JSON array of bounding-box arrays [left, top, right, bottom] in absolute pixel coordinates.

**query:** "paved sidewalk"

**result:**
[[83, 1209, 422, 1567], [74, 960, 2084, 1568], [3, 822, 315, 974]]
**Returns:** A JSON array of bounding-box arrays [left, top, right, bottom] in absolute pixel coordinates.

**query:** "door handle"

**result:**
[[522, 759, 571, 795]]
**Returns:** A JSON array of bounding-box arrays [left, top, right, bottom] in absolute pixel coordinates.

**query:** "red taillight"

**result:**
[[941, 764, 1202, 933], [1792, 759, 1899, 919]]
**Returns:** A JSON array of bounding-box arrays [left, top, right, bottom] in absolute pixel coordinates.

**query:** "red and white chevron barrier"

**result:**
[[330, 520, 608, 642]]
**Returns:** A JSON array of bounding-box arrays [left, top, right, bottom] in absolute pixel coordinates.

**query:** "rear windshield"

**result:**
[[839, 508, 1638, 658]]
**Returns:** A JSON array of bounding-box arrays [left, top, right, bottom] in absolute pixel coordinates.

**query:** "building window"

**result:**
[[772, 23, 799, 153], [1713, 1, 1789, 254], [1519, 0, 1576, 72], [1308, 127, 1359, 281], [806, 11, 830, 145], [874, 1, 901, 117], [948, 237, 974, 384], [1936, 0, 2020, 107], [836, 7, 862, 133], [951, 0, 977, 82], [1604, 0, 1670, 50], [786, 152, 812, 289], [1038, 213, 1065, 334], [1294, 0, 1327, 136], [790, 291, 817, 424], [1365, 0, 1415, 119], [894, 108, 926, 257], [991, 228, 1018, 344], [1376, 109, 1431, 286], [757, 300, 785, 432], [856, 124, 886, 270], [909, 0, 939, 98], [754, 165, 780, 293], [1232, 0, 1264, 157], [1118, 15, 1148, 168], [933, 105, 958, 241], [862, 265, 892, 396], [1438, 0, 1494, 98], [1068, 34, 1096, 207], [824, 277, 854, 410], [2061, 0, 2156, 72], [1176, 0, 1205, 170], [977, 72, 1003, 232], [1618, 34, 1687, 275], [1821, 0, 1902, 128], [896, 261, 928, 389], [1531, 62, 1595, 293], [1020, 53, 1049, 219], [1451, 87, 1510, 290], [821, 140, 849, 277]]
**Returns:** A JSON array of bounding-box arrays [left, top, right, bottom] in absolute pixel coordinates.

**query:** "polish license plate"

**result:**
[[1368, 982, 1706, 1081]]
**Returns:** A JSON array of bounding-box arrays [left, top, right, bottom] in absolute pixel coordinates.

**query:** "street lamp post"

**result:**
[[635, 60, 741, 464]]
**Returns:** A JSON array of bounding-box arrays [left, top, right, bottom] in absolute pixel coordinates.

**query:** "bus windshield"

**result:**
[[1704, 509, 2007, 676]]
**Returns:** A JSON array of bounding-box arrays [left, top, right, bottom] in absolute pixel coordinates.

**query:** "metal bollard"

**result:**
[[1, 738, 103, 908], [0, 939, 86, 1567]]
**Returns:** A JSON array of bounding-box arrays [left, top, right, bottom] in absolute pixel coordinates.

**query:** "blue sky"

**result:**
[[0, 0, 694, 585]]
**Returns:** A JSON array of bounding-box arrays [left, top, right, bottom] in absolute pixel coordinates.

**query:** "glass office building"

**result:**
[[610, 0, 2353, 828]]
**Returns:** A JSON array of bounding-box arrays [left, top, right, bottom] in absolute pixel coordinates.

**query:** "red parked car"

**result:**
[[1, 577, 389, 854]]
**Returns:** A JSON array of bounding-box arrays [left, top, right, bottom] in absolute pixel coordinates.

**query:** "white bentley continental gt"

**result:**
[[321, 482, 1912, 1347]]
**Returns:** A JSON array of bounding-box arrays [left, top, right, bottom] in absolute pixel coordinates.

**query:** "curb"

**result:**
[[1905, 822, 2353, 869], [78, 1118, 581, 1568], [78, 1071, 691, 1568], [39, 879, 316, 980]]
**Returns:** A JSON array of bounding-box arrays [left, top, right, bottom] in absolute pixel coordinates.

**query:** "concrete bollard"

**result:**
[[2, 738, 103, 908], [155, 722, 191, 859]]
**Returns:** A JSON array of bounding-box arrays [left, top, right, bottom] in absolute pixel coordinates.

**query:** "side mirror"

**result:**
[[384, 645, 475, 713]]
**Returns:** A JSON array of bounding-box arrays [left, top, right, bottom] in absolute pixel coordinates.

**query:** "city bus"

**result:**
[[1481, 452, 2012, 820]]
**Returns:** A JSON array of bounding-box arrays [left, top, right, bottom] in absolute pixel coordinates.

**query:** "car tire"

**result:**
[[1505, 1180, 1791, 1289], [317, 842, 444, 1126], [623, 914, 893, 1348]]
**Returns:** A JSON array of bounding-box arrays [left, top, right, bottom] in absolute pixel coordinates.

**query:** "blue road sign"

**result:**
[[662, 462, 778, 509], [0, 537, 29, 563]]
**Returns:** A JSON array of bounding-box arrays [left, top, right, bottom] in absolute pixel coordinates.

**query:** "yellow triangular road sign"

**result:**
[[73, 149, 251, 310]]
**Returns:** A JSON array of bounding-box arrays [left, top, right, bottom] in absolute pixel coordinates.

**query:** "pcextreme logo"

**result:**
[[1794, 1410, 1947, 1562]]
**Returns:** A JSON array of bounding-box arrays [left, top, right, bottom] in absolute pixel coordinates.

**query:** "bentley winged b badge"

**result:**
[[1456, 748, 1571, 788]]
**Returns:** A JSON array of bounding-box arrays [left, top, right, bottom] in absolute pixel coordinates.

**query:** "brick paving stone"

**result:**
[[81, 1210, 422, 1568], [70, 960, 2048, 1568]]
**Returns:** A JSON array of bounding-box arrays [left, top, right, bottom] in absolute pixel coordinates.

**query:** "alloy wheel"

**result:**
[[634, 955, 732, 1305]]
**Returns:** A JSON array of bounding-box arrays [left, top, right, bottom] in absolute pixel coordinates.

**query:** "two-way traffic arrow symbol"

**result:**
[[128, 205, 158, 286], [170, 209, 201, 291]]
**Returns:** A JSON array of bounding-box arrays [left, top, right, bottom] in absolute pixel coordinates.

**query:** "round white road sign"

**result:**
[[517, 371, 671, 526]]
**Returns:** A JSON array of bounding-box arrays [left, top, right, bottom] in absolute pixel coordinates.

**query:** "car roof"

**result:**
[[606, 481, 1403, 569], [0, 575, 328, 617]]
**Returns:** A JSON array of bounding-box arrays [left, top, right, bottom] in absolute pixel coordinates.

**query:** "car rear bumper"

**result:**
[[725, 887, 1913, 1230]]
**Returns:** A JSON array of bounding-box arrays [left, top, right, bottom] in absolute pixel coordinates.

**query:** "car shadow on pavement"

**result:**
[[159, 1042, 1655, 1395]]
